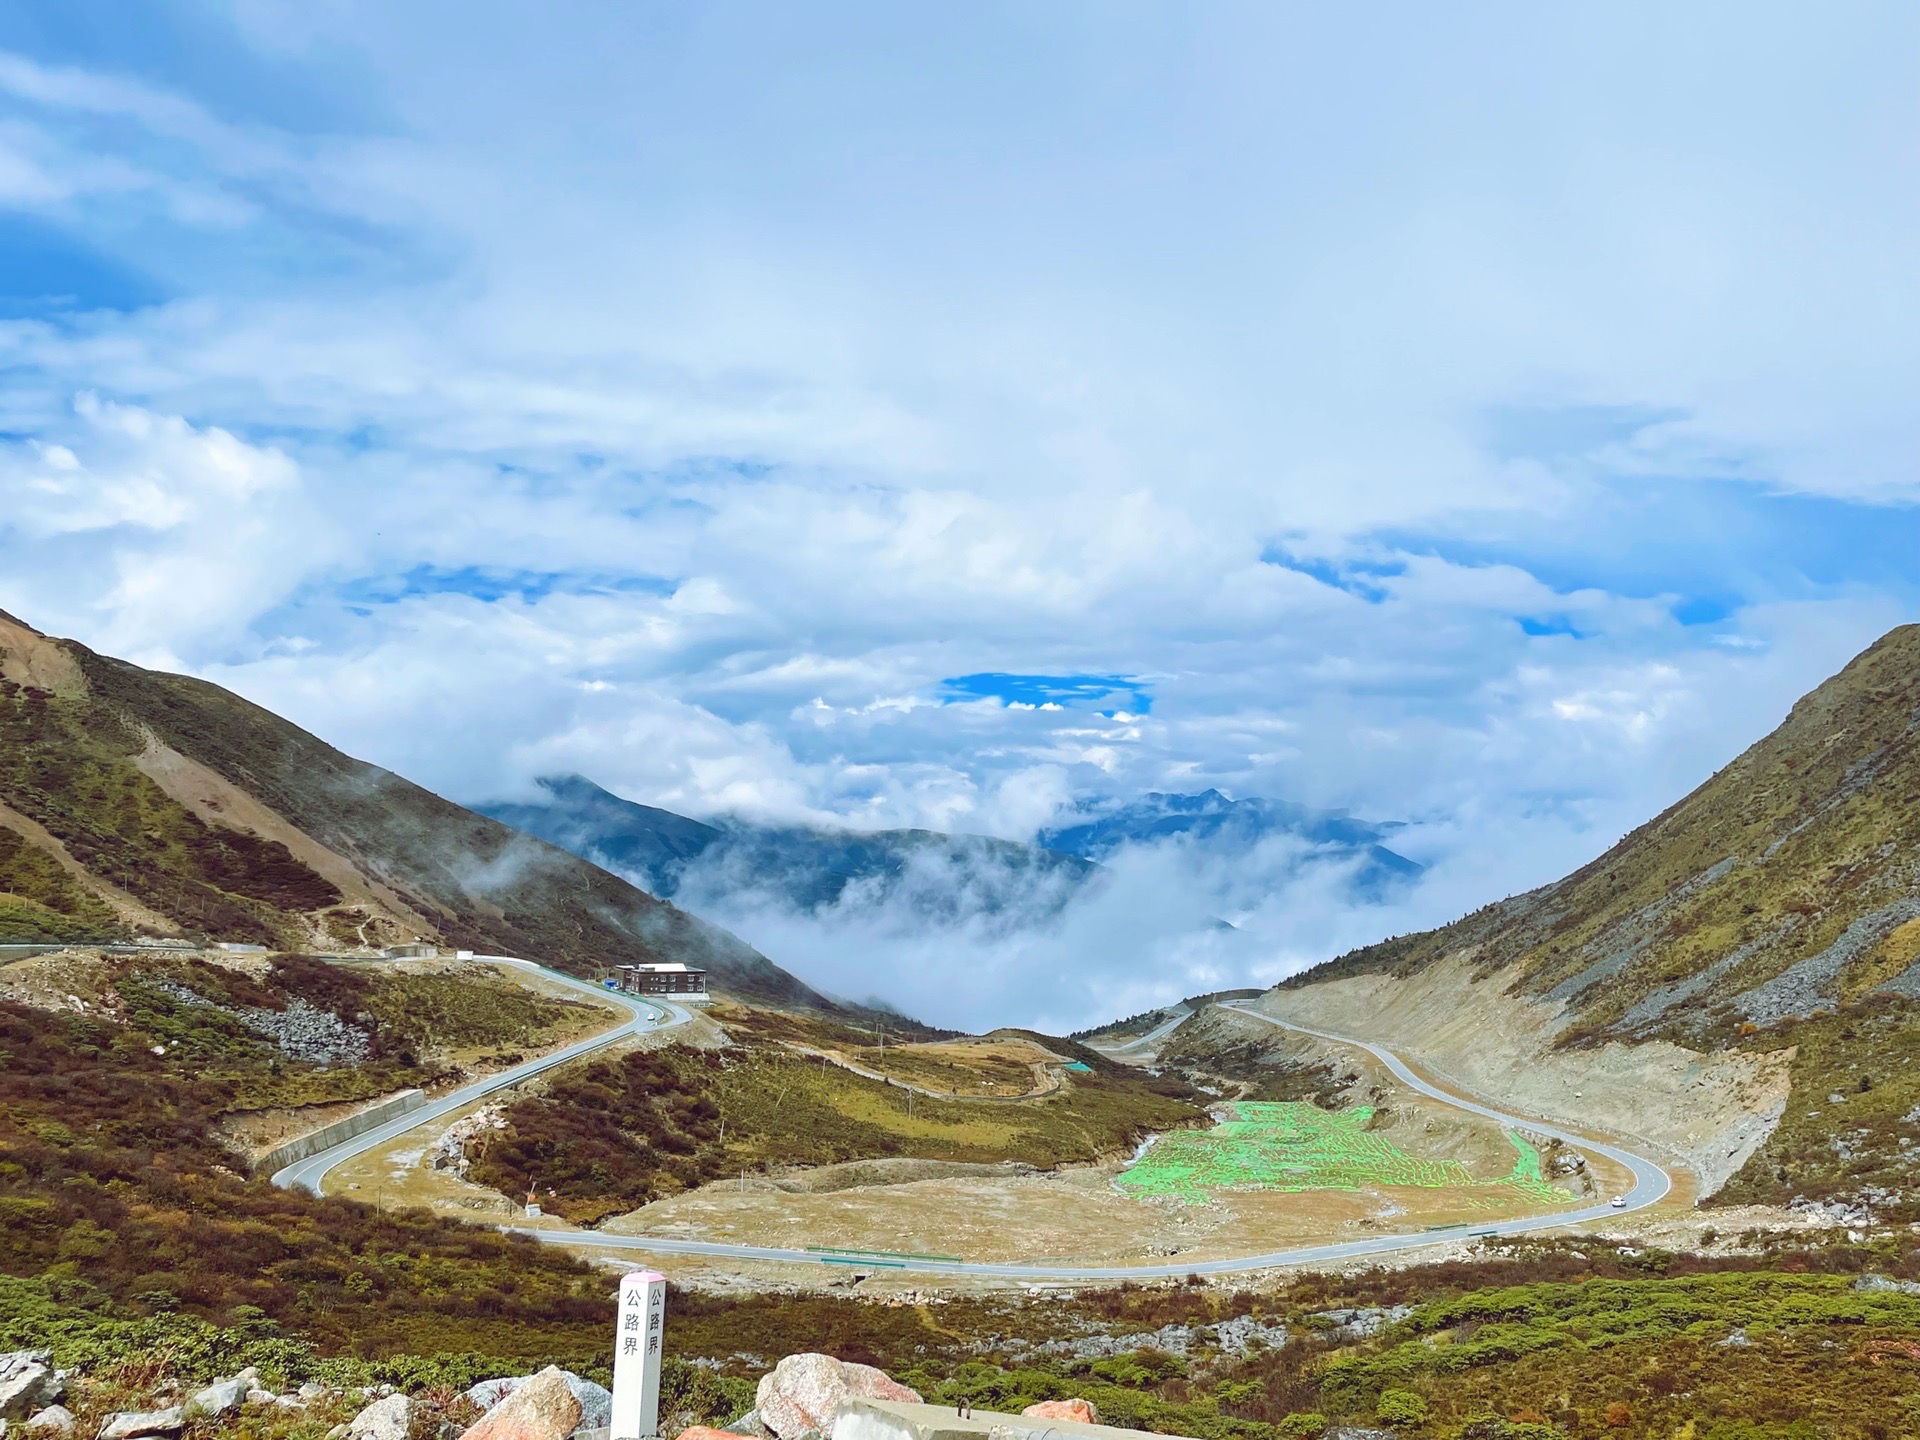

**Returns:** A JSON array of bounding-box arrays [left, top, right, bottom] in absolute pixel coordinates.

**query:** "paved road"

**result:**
[[780, 1041, 1066, 1103], [521, 1001, 1674, 1280], [1092, 1006, 1193, 1056], [272, 965, 1673, 1279], [272, 957, 691, 1194]]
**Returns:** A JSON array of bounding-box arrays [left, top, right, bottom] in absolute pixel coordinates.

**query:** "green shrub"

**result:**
[[1376, 1390, 1430, 1426]]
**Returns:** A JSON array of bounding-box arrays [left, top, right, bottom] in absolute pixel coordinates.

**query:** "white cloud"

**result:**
[[0, 5, 1914, 1019]]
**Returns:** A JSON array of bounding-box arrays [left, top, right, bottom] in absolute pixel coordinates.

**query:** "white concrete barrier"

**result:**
[[833, 1399, 1197, 1440], [252, 1089, 428, 1176]]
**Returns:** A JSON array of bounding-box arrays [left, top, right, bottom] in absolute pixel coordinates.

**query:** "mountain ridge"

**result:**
[[1291, 624, 1920, 1038], [1247, 623, 1920, 1218], [482, 773, 1097, 918], [0, 609, 825, 1007]]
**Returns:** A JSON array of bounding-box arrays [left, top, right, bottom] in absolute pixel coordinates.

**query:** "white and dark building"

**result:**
[[610, 962, 709, 1001]]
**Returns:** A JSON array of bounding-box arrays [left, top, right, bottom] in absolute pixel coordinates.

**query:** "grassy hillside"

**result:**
[[466, 1009, 1209, 1224], [0, 668, 339, 948], [1274, 627, 1920, 1217], [6, 965, 1918, 1440], [667, 1234, 1920, 1440], [0, 993, 613, 1361], [1295, 626, 1920, 1040], [97, 952, 600, 1108], [0, 608, 824, 1005]]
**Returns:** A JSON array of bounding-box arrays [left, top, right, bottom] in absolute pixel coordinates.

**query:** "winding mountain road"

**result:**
[[525, 1001, 1675, 1279], [272, 965, 1674, 1279], [1098, 1005, 1194, 1056], [272, 957, 693, 1194]]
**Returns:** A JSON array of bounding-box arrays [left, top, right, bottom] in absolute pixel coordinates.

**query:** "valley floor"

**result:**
[[306, 990, 1681, 1291]]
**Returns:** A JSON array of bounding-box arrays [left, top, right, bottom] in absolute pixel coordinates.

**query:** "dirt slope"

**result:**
[[1300, 624, 1920, 1039], [1247, 626, 1920, 1215]]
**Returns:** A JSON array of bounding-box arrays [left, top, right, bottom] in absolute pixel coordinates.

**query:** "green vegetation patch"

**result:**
[[469, 1019, 1208, 1223], [1118, 1102, 1568, 1204], [1716, 994, 1920, 1218], [0, 825, 118, 940], [1317, 1269, 1920, 1436], [357, 967, 601, 1056], [663, 1243, 1920, 1440], [0, 996, 614, 1363]]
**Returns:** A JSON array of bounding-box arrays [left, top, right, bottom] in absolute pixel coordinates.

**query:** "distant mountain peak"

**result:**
[[481, 774, 1096, 921], [1036, 787, 1421, 893]]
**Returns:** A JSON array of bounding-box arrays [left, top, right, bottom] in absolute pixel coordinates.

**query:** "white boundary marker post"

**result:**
[[611, 1269, 667, 1439]]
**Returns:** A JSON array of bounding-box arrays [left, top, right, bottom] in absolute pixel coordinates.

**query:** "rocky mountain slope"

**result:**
[[0, 610, 821, 1005], [1247, 625, 1920, 1218], [483, 774, 1095, 919], [1300, 625, 1920, 1038]]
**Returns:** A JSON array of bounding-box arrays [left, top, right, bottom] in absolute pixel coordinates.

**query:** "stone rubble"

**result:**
[[1007, 1314, 1291, 1361], [1209, 1315, 1293, 1356], [235, 998, 372, 1067], [185, 1379, 248, 1420], [22, 1408, 72, 1434], [1856, 1273, 1920, 1296], [1309, 1306, 1413, 1340], [145, 979, 371, 1067], [433, 1105, 510, 1176]]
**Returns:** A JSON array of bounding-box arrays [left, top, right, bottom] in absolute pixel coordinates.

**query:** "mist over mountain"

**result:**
[[482, 774, 1097, 924], [480, 774, 1437, 1030], [1039, 789, 1422, 898]]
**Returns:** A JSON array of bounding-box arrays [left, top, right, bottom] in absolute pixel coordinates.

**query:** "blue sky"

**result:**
[[0, 3, 1916, 1019]]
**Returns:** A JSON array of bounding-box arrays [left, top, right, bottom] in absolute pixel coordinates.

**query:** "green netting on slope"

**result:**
[[1498, 1130, 1567, 1203], [1117, 1101, 1572, 1204]]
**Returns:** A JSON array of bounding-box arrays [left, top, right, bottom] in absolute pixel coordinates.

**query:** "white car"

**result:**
[[1609, 1196, 1629, 1208]]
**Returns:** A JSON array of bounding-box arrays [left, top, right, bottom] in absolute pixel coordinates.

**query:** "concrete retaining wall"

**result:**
[[254, 1088, 428, 1175]]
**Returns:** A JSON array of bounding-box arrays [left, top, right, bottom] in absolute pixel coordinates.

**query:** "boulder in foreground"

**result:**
[[468, 1373, 611, 1433], [458, 1368, 581, 1440], [756, 1355, 922, 1440], [0, 1354, 62, 1423], [349, 1394, 413, 1440], [1022, 1401, 1100, 1425], [96, 1409, 184, 1440]]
